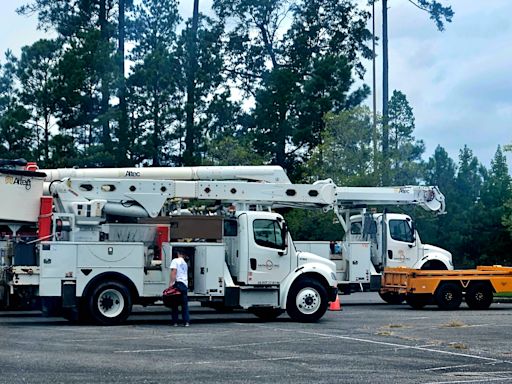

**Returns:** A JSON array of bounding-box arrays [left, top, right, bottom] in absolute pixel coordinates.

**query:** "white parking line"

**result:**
[[258, 326, 512, 365], [421, 377, 512, 384], [173, 356, 301, 366], [424, 362, 497, 372], [114, 336, 327, 354]]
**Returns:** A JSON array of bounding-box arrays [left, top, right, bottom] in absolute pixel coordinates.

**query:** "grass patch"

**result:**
[[441, 320, 466, 328], [377, 330, 394, 336], [494, 292, 512, 297], [449, 342, 468, 350], [387, 324, 405, 329]]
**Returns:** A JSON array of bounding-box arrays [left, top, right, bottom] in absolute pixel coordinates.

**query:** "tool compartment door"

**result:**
[[347, 241, 371, 283], [193, 244, 225, 296]]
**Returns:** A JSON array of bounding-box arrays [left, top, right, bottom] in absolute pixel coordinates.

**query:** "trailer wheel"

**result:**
[[250, 308, 284, 321], [286, 278, 328, 323], [465, 283, 493, 310], [434, 282, 462, 310], [87, 281, 132, 325], [379, 291, 405, 304], [405, 294, 431, 309]]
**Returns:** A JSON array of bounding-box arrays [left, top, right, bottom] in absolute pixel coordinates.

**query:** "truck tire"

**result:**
[[434, 282, 462, 310], [286, 278, 328, 323], [379, 291, 405, 304], [87, 281, 132, 325], [405, 294, 431, 309], [250, 308, 284, 321], [465, 283, 493, 310]]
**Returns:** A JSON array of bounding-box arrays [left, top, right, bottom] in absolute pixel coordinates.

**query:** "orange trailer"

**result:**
[[381, 266, 512, 310]]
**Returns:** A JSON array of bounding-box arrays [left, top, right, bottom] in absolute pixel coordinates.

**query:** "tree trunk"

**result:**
[[258, 23, 278, 68], [275, 107, 287, 168], [99, 0, 112, 152], [117, 0, 129, 165], [44, 113, 50, 163], [183, 0, 200, 166], [382, 0, 390, 185], [152, 97, 160, 166], [372, 0, 378, 179]]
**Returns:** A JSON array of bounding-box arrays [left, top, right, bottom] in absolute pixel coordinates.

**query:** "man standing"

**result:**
[[169, 248, 190, 327]]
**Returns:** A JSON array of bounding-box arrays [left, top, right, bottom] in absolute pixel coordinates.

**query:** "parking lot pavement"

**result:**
[[1, 293, 512, 384]]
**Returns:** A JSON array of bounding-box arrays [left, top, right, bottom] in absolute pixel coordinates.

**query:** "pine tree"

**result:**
[[476, 146, 512, 265], [387, 90, 425, 185], [127, 0, 181, 166], [17, 39, 62, 164], [0, 51, 34, 160]]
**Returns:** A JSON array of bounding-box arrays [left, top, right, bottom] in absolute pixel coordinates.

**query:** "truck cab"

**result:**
[[350, 213, 453, 272], [295, 211, 453, 295]]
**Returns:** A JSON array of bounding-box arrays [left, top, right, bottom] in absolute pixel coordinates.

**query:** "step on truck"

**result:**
[[381, 266, 512, 310], [0, 160, 338, 324]]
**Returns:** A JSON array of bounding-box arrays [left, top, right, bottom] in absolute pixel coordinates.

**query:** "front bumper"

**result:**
[[327, 287, 338, 302]]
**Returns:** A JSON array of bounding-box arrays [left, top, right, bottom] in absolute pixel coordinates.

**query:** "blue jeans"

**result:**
[[171, 282, 189, 323]]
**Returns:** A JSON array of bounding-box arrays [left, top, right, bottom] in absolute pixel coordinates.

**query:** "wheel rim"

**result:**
[[296, 287, 321, 315], [97, 288, 124, 318], [474, 291, 484, 302], [443, 291, 454, 302]]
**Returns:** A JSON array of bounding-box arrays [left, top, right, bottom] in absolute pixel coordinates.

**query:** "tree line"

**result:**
[[0, 0, 511, 266]]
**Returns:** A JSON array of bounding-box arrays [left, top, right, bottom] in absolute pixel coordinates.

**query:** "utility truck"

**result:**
[[0, 159, 450, 321], [0, 160, 338, 324], [295, 198, 453, 303]]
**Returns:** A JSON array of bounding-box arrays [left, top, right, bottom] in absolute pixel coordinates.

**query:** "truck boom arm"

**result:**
[[51, 177, 445, 220], [41, 165, 291, 184], [336, 186, 445, 213]]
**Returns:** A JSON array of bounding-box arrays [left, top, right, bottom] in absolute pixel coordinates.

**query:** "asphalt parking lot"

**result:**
[[1, 292, 512, 384]]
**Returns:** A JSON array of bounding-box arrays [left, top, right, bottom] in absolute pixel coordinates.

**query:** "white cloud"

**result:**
[[366, 0, 512, 170]]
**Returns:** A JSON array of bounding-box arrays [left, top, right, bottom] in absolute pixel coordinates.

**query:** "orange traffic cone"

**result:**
[[329, 295, 342, 311]]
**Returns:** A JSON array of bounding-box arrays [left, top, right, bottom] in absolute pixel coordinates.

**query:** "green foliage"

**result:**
[[127, 0, 181, 166], [283, 210, 343, 242], [0, 51, 34, 160], [306, 107, 375, 186], [205, 135, 265, 166], [409, 0, 454, 31], [387, 90, 425, 184], [18, 38, 62, 164], [215, 0, 371, 175]]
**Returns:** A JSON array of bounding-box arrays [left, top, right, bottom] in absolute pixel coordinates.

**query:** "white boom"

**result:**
[[42, 165, 445, 214], [41, 165, 291, 184], [51, 176, 445, 220]]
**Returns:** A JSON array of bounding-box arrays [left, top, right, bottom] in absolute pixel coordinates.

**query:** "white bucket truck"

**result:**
[[0, 160, 337, 324]]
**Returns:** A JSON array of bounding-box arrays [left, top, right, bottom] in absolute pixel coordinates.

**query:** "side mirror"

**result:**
[[409, 220, 416, 244], [280, 222, 288, 251]]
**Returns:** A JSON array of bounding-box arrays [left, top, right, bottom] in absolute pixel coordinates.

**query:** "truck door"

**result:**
[[247, 218, 290, 285], [386, 218, 417, 268]]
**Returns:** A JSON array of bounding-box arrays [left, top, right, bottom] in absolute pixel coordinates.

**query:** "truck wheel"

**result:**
[[379, 291, 405, 304], [87, 281, 132, 325], [405, 294, 431, 309], [465, 283, 493, 310], [434, 282, 462, 310], [250, 308, 284, 321], [286, 278, 328, 323]]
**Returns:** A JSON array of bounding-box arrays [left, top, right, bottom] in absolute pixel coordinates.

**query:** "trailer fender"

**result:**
[[280, 263, 337, 309]]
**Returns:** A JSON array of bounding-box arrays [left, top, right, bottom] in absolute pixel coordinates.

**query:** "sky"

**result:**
[[1, 0, 511, 170]]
